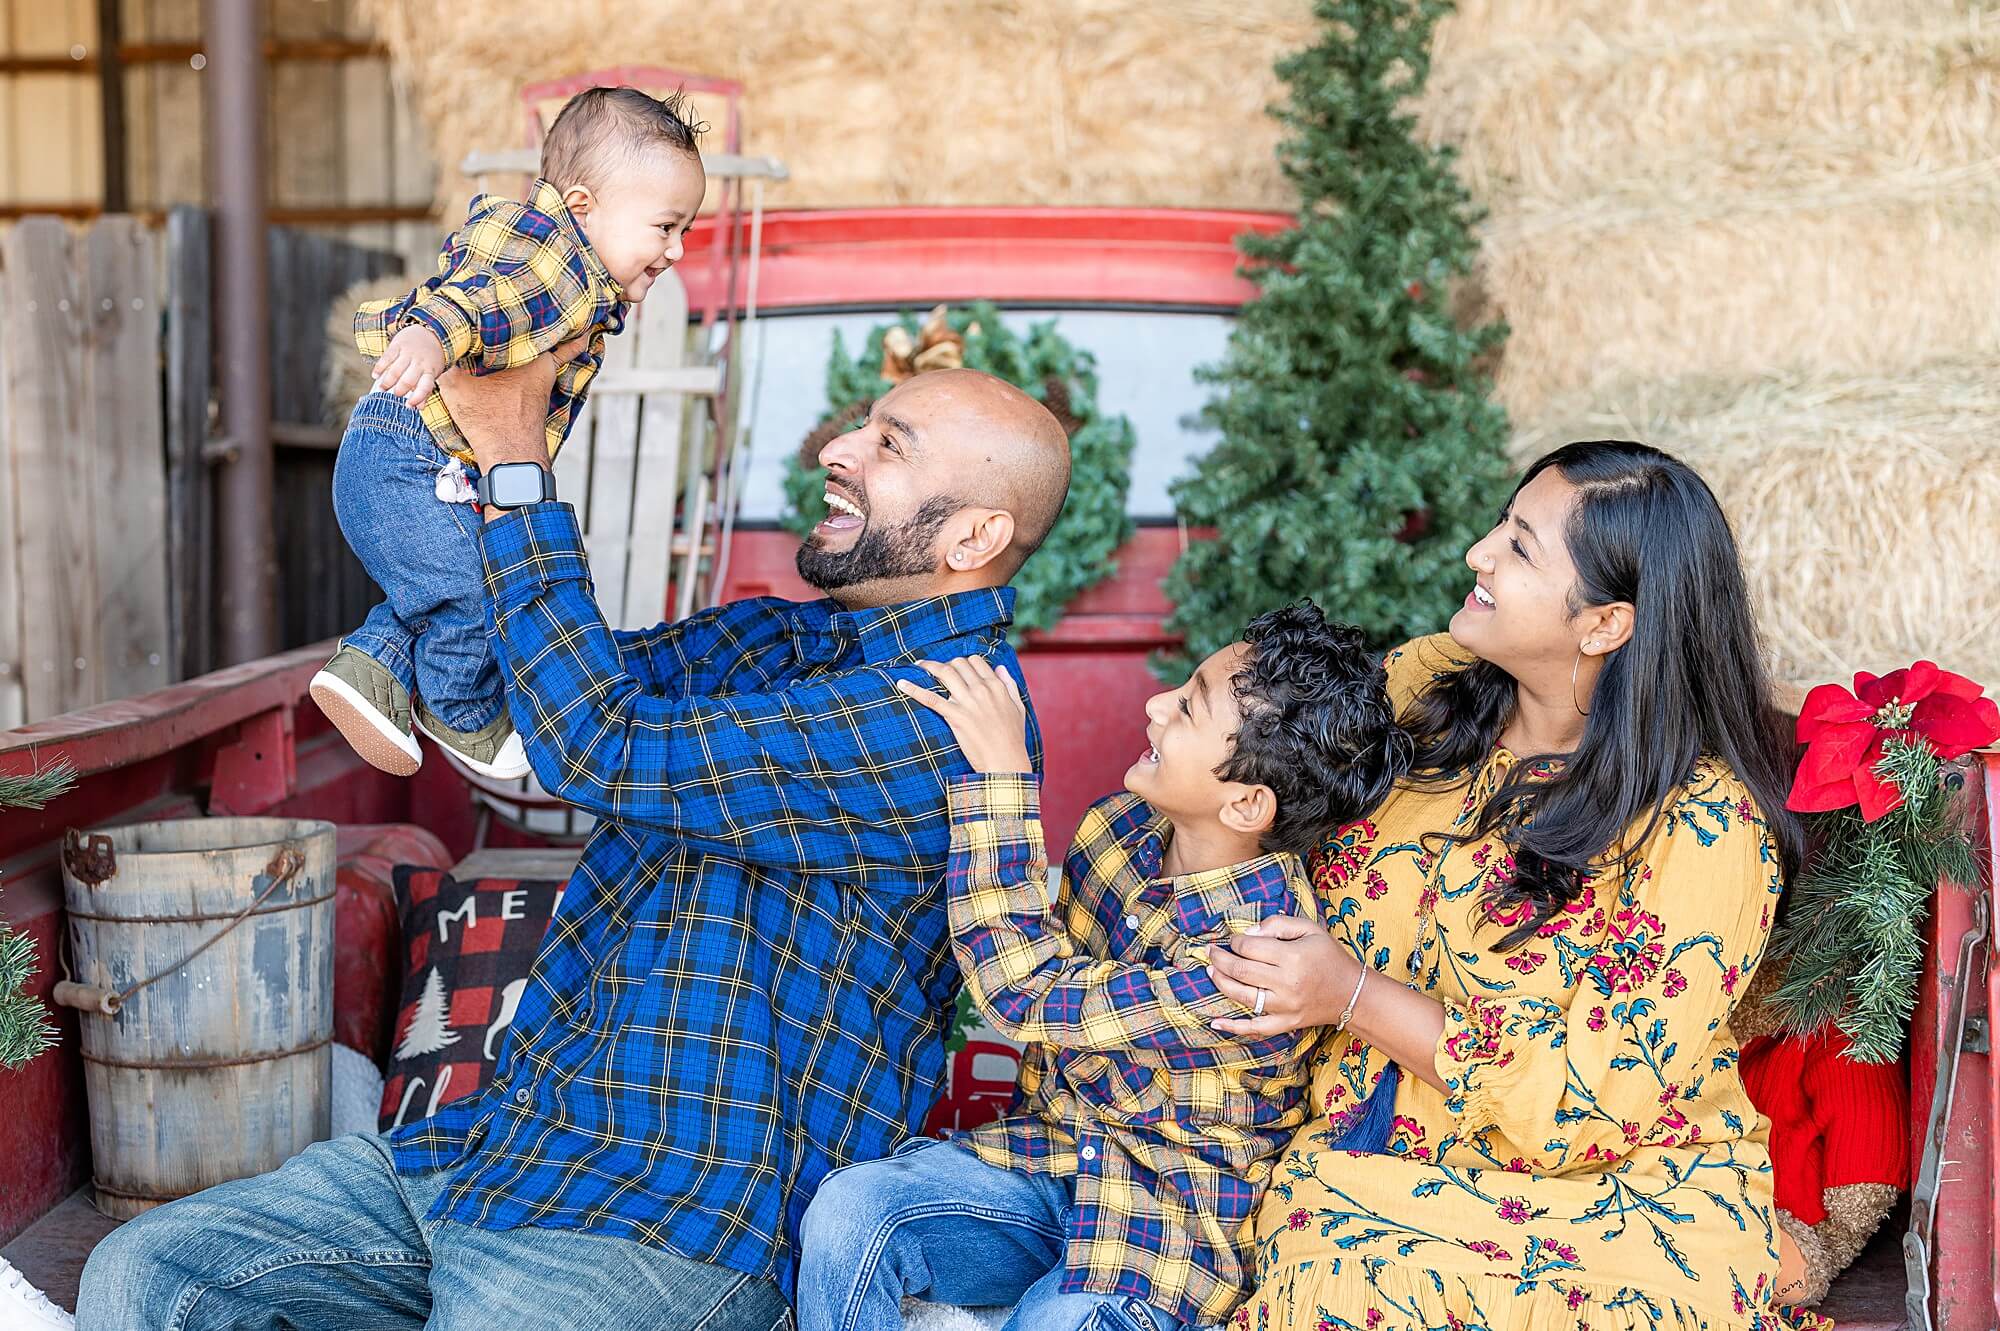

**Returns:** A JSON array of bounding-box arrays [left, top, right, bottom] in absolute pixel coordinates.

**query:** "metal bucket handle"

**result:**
[[53, 843, 307, 1017]]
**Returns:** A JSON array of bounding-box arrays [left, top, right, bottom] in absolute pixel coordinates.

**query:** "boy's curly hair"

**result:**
[[541, 86, 707, 192], [1218, 602, 1414, 856]]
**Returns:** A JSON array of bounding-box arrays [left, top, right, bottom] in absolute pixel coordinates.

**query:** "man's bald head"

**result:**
[[898, 368, 1070, 569], [797, 368, 1073, 607]]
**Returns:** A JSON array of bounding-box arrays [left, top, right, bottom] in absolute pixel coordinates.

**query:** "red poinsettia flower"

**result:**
[[1788, 661, 2000, 820]]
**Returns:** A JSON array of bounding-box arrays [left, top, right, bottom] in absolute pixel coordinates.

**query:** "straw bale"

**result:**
[[1423, 13, 2000, 209], [1431, 0, 1974, 57], [356, 0, 1314, 214], [1514, 363, 2000, 693], [1477, 172, 2000, 419]]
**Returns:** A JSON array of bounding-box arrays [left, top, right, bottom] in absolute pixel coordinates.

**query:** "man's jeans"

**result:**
[[74, 1133, 789, 1331], [796, 1140, 1189, 1331], [332, 392, 503, 734]]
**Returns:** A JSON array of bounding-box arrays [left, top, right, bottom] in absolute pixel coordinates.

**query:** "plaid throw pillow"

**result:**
[[379, 867, 566, 1133]]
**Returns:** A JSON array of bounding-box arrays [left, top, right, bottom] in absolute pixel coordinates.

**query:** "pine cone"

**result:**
[[799, 398, 874, 466], [1040, 376, 1082, 438]]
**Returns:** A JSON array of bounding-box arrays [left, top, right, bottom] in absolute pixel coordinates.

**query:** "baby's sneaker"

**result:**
[[0, 1255, 75, 1329], [309, 644, 422, 776], [413, 703, 532, 781]]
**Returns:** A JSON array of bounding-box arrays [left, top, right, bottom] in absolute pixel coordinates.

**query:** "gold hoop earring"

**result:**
[[1572, 645, 1593, 717]]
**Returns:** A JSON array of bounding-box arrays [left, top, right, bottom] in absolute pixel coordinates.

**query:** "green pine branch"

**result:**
[[1, 758, 76, 1069], [1769, 739, 1969, 1062]]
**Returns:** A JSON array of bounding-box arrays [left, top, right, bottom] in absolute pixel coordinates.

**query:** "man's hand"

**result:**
[[436, 337, 590, 517], [374, 325, 448, 407], [896, 657, 1033, 774]]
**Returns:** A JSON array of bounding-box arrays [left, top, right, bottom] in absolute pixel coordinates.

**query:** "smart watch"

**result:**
[[477, 461, 558, 511]]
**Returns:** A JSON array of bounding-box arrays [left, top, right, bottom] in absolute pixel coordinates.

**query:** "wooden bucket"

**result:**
[[56, 816, 337, 1218]]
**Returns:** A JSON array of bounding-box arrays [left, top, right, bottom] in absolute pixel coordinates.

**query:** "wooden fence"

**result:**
[[0, 209, 399, 726]]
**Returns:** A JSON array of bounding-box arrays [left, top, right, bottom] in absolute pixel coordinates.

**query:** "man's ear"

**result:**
[[945, 509, 1017, 575], [1217, 782, 1277, 841], [562, 184, 596, 222]]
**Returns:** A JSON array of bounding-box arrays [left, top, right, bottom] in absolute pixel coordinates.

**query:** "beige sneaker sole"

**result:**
[[310, 669, 422, 777]]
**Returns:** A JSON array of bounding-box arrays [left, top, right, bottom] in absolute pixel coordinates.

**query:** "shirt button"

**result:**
[[1123, 914, 1140, 930], [1080, 1145, 1097, 1162], [514, 1087, 531, 1106]]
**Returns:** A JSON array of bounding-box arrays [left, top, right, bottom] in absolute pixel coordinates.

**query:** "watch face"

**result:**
[[488, 464, 548, 507]]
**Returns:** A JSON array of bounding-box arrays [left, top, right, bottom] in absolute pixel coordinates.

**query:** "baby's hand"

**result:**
[[896, 658, 1032, 775], [373, 325, 448, 407]]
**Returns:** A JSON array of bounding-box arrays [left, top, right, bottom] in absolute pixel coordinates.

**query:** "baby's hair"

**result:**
[[540, 86, 707, 192], [1219, 602, 1414, 857]]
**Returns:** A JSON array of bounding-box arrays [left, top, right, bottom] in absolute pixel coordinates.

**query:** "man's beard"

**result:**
[[796, 494, 963, 593]]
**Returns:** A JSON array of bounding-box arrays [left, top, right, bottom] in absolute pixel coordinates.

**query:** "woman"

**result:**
[[1206, 441, 1803, 1331]]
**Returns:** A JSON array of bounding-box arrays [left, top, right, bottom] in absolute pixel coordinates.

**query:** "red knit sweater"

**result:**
[[1739, 1030, 1910, 1226]]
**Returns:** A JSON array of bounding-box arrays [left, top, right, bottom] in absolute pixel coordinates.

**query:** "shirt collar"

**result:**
[[1114, 798, 1301, 935], [798, 587, 1016, 666], [525, 177, 621, 300]]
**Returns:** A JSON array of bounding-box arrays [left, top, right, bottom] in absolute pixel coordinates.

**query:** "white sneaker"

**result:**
[[0, 1255, 75, 1330]]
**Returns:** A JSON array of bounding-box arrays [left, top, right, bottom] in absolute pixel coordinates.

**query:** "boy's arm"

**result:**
[[946, 773, 1281, 1059], [401, 210, 605, 374]]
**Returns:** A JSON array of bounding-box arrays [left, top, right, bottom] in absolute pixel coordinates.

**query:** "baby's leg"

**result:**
[[796, 1140, 1072, 1331], [330, 394, 502, 734], [1003, 1266, 1190, 1331]]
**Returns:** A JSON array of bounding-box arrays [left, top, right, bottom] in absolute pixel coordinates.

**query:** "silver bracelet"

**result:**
[[1334, 966, 1368, 1033]]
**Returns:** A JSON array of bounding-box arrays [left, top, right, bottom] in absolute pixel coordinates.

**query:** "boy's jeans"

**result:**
[[796, 1139, 1190, 1331], [74, 1132, 789, 1331], [331, 392, 503, 733]]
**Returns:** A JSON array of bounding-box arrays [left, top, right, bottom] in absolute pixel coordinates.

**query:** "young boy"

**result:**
[[797, 602, 1412, 1331], [310, 86, 708, 779]]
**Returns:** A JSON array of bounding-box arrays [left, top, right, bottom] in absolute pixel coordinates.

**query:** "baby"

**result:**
[[310, 86, 707, 779]]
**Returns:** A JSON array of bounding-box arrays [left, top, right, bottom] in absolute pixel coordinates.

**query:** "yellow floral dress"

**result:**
[[1243, 636, 1783, 1331]]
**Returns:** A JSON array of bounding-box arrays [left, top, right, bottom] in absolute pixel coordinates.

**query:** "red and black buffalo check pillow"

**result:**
[[379, 867, 566, 1132]]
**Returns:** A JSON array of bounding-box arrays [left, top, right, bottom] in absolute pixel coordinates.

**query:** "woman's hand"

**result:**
[[1207, 915, 1359, 1039], [895, 657, 1033, 774]]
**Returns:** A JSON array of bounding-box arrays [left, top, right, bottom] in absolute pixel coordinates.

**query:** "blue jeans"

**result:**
[[332, 392, 502, 732], [74, 1132, 789, 1331], [796, 1140, 1189, 1331]]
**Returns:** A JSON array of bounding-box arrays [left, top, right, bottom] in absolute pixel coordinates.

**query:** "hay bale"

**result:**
[[1477, 174, 2000, 418], [1422, 14, 2000, 209], [1432, 0, 1973, 55], [1515, 363, 2000, 693], [356, 0, 1314, 214], [323, 274, 414, 427]]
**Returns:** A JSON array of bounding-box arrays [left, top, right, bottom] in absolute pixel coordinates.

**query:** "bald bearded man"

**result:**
[[78, 359, 1072, 1331]]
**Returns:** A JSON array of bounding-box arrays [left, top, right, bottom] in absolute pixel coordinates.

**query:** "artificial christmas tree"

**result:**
[[1161, 0, 1513, 673], [1, 762, 74, 1070]]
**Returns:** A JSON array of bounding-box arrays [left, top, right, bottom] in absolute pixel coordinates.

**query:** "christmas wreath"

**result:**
[[781, 303, 1136, 640]]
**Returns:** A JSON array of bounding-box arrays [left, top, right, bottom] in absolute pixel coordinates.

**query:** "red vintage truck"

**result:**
[[0, 207, 1984, 1329]]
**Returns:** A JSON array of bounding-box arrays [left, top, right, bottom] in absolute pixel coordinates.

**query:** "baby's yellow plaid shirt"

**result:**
[[354, 177, 625, 463]]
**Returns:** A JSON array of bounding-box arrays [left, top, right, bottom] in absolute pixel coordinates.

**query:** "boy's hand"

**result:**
[[373, 325, 448, 407], [896, 657, 1032, 774]]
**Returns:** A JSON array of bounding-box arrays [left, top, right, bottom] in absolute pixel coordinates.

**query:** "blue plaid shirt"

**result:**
[[388, 502, 1040, 1291]]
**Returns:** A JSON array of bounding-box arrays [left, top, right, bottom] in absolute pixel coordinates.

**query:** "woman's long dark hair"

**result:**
[[1405, 440, 1804, 949]]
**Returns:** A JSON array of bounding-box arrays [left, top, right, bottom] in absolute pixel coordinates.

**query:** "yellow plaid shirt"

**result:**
[[354, 177, 626, 463], [945, 774, 1320, 1327]]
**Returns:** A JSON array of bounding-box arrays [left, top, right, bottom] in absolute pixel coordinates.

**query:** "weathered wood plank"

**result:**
[[584, 300, 643, 626], [624, 278, 693, 630], [1, 219, 97, 719], [82, 216, 170, 702], [0, 217, 20, 726], [164, 206, 212, 681]]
